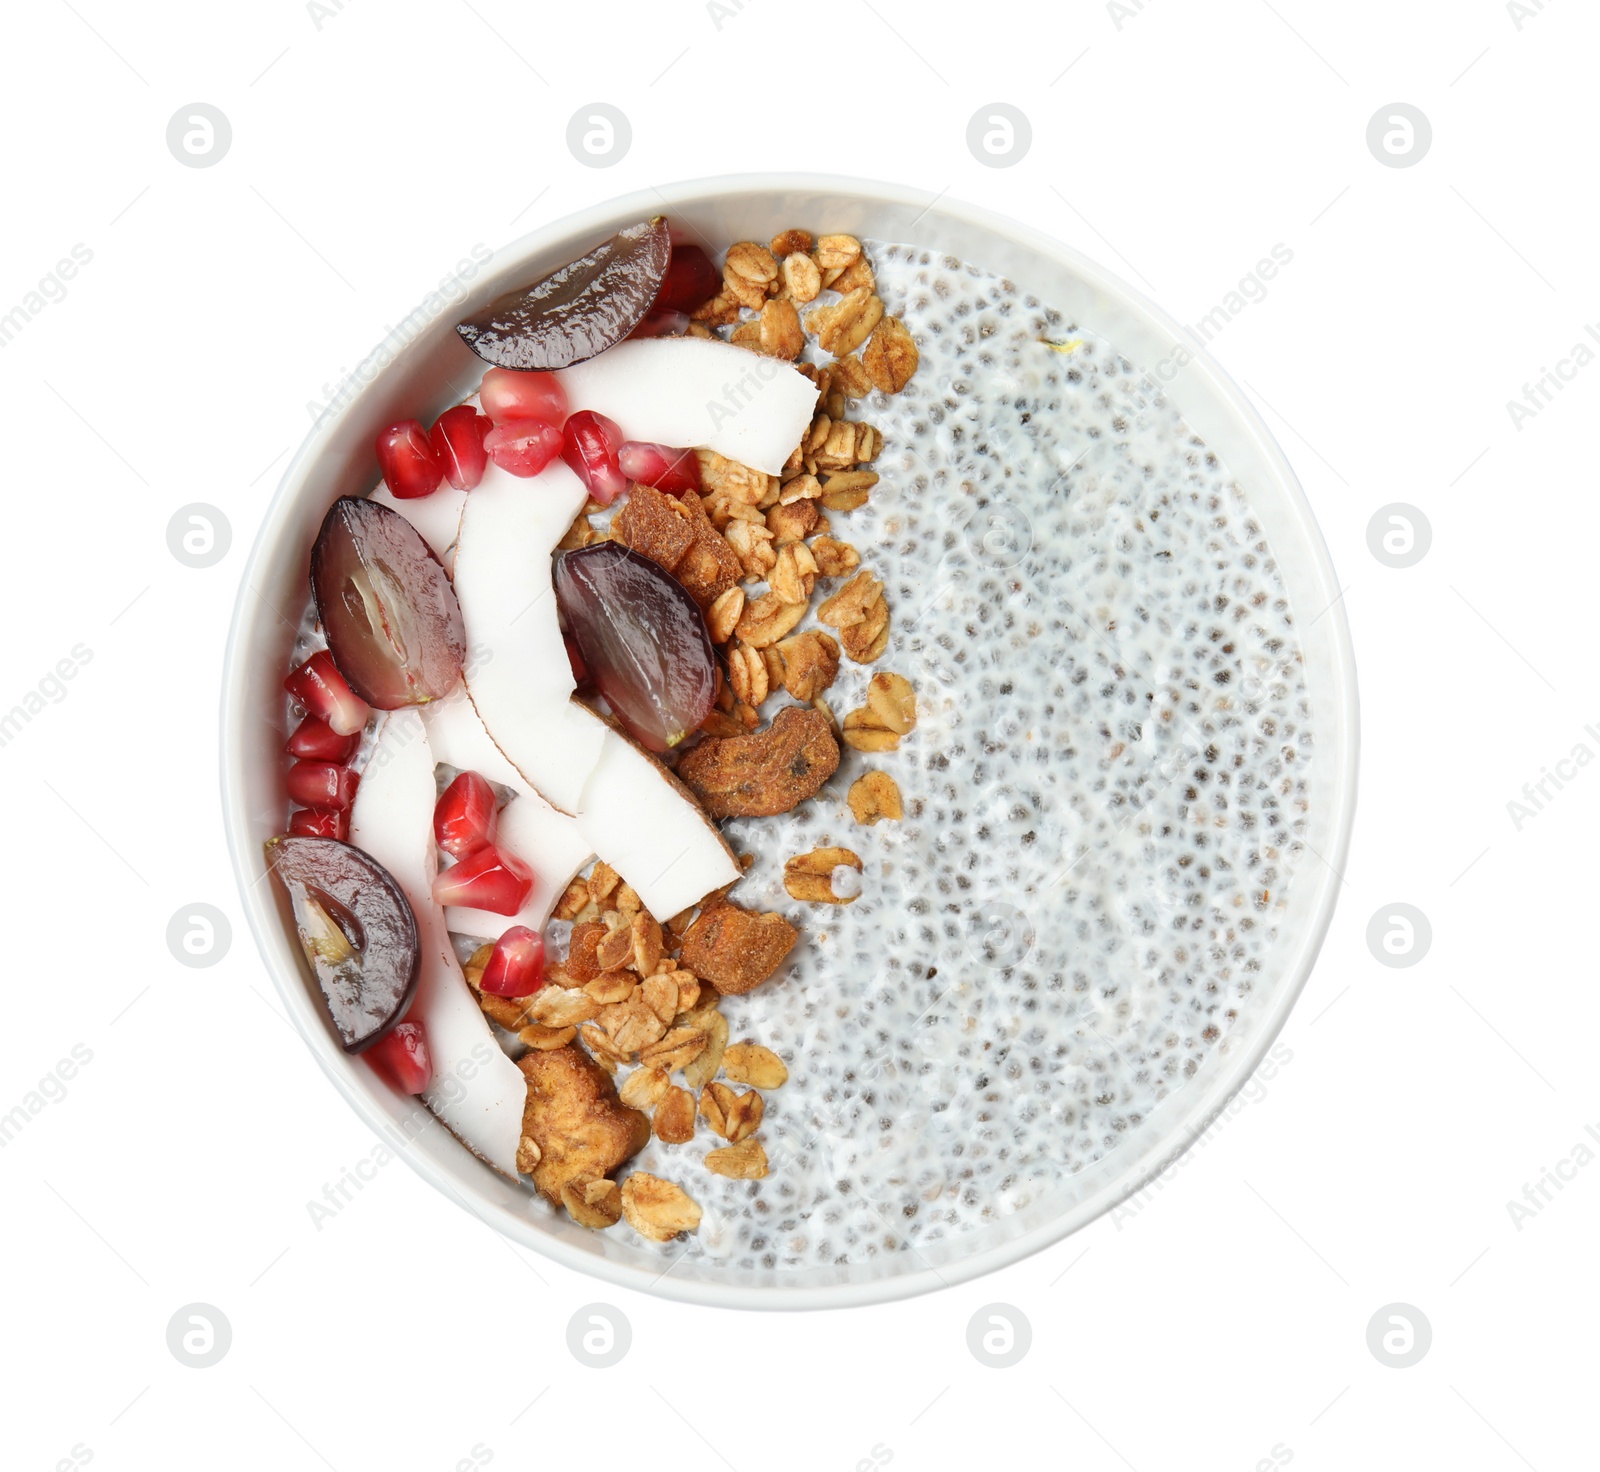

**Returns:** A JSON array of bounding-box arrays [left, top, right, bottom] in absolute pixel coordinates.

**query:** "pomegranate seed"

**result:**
[[480, 926, 546, 997], [431, 843, 535, 915], [365, 1021, 432, 1093], [560, 410, 628, 505], [428, 405, 491, 491], [284, 651, 370, 737], [619, 440, 702, 495], [375, 419, 443, 500], [627, 308, 690, 341], [654, 243, 720, 314], [288, 807, 350, 840], [287, 760, 361, 812], [285, 714, 360, 764], [563, 631, 590, 688], [433, 771, 498, 859], [479, 368, 569, 428], [483, 419, 563, 478]]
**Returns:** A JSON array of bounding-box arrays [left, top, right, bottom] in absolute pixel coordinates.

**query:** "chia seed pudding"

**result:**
[[588, 243, 1311, 1270]]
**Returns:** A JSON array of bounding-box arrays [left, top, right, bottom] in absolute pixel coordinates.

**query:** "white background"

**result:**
[[2, 1, 1595, 1467]]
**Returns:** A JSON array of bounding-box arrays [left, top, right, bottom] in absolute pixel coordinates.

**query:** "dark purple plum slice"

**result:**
[[265, 836, 421, 1053], [554, 542, 715, 752], [311, 496, 465, 709], [456, 218, 672, 370]]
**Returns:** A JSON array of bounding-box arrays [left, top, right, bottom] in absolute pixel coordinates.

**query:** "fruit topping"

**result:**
[[626, 309, 690, 340], [618, 440, 702, 495], [553, 336, 819, 476], [456, 217, 672, 370], [478, 368, 569, 428], [284, 649, 371, 737], [653, 242, 720, 314], [554, 543, 716, 752], [375, 420, 444, 500], [285, 714, 360, 764], [431, 842, 534, 915], [479, 925, 545, 997], [286, 760, 361, 812], [560, 409, 628, 505], [433, 770, 498, 859], [563, 632, 590, 689], [427, 405, 491, 491], [309, 497, 466, 709], [364, 1020, 432, 1093], [452, 460, 608, 814], [482, 419, 563, 478], [289, 807, 350, 840], [264, 835, 422, 1052], [567, 706, 740, 921]]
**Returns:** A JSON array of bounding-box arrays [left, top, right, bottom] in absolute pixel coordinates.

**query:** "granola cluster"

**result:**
[[463, 858, 799, 1230], [511, 232, 929, 1242]]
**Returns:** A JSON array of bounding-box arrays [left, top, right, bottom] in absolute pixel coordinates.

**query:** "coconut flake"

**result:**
[[422, 690, 594, 942], [554, 337, 819, 476], [453, 457, 607, 814], [569, 705, 740, 920], [349, 709, 526, 1178]]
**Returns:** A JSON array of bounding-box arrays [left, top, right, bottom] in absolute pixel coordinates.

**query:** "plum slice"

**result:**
[[311, 496, 466, 709], [264, 836, 422, 1052], [554, 543, 715, 752], [456, 218, 671, 371]]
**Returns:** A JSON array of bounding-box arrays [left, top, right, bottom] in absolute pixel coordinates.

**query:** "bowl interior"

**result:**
[[222, 175, 1357, 1309]]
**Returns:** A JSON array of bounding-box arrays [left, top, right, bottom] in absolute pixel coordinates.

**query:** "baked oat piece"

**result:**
[[516, 1044, 651, 1202], [679, 901, 798, 996], [677, 705, 840, 818]]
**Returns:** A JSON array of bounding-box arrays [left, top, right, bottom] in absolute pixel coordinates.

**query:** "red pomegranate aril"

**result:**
[[287, 760, 361, 812], [285, 714, 360, 764], [431, 843, 535, 915], [428, 405, 491, 491], [365, 1021, 432, 1093], [288, 807, 350, 840], [479, 926, 545, 997], [654, 243, 720, 314], [619, 440, 702, 495], [483, 418, 563, 477], [433, 771, 497, 859], [627, 308, 691, 341], [375, 419, 444, 500], [560, 410, 628, 505], [478, 367, 569, 428], [284, 650, 371, 737]]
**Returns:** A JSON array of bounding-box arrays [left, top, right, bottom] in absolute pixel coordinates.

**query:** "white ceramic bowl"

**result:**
[[221, 174, 1359, 1310]]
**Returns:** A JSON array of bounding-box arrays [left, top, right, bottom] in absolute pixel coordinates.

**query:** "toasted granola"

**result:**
[[679, 901, 798, 995], [677, 706, 840, 817], [783, 847, 864, 905], [705, 1137, 770, 1180], [847, 770, 904, 824], [620, 1172, 702, 1241]]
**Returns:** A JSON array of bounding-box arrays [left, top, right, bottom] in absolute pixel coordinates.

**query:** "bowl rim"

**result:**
[[221, 171, 1360, 1311]]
